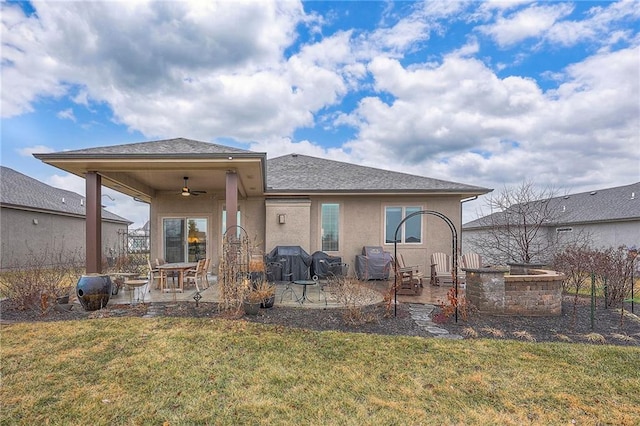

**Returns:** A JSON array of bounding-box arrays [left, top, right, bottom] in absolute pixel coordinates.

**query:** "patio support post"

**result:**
[[225, 171, 238, 234], [86, 172, 102, 274]]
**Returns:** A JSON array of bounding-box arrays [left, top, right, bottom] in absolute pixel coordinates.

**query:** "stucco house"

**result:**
[[0, 166, 131, 270], [462, 181, 640, 264], [34, 138, 491, 275]]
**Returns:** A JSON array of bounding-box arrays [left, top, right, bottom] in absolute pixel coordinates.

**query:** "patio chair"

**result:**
[[147, 258, 161, 290], [185, 259, 206, 292], [201, 258, 211, 289], [430, 252, 453, 286], [266, 261, 293, 302], [275, 258, 300, 302], [393, 256, 422, 296], [399, 254, 425, 282], [314, 262, 349, 303], [265, 261, 283, 282], [155, 258, 176, 290], [461, 252, 482, 269]]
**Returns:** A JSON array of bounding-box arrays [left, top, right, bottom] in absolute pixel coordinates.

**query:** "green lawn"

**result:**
[[2, 317, 639, 425]]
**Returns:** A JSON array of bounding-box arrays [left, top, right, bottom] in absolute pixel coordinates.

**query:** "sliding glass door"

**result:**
[[163, 218, 208, 263]]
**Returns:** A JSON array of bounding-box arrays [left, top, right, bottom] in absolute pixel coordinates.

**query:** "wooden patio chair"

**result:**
[[155, 258, 177, 291], [185, 259, 206, 292], [147, 258, 161, 290], [201, 258, 211, 289], [399, 254, 425, 282], [393, 256, 423, 296], [430, 252, 453, 286], [461, 253, 482, 269]]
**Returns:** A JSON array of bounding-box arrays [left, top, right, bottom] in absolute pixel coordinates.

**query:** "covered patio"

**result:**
[[35, 138, 265, 275]]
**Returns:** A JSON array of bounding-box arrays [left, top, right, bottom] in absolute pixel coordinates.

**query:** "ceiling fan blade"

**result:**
[[179, 177, 205, 196]]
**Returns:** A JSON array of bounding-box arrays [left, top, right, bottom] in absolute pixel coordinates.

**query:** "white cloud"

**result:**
[[48, 173, 85, 196], [17, 145, 55, 157], [1, 0, 310, 140], [478, 1, 640, 49], [479, 3, 574, 47], [344, 43, 639, 197], [56, 108, 76, 122]]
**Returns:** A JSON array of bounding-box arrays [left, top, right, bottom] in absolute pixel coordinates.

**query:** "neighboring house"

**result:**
[[462, 182, 640, 264], [0, 166, 132, 270], [34, 138, 491, 274]]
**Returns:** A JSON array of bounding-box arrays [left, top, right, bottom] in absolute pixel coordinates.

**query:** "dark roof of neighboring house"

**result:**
[[464, 181, 640, 229], [266, 153, 490, 194], [0, 166, 131, 224], [51, 137, 255, 156]]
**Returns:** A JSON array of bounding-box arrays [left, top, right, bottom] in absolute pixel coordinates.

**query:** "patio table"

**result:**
[[157, 262, 197, 293], [292, 280, 316, 304]]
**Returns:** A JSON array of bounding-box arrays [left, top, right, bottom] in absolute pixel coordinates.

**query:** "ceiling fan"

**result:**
[[181, 176, 206, 196]]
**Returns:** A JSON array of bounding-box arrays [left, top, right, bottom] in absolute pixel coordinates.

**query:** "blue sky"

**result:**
[[2, 0, 639, 228]]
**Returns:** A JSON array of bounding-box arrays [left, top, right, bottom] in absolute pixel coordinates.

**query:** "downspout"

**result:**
[[459, 195, 478, 256]]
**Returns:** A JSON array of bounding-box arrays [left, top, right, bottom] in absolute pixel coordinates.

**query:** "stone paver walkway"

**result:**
[[408, 303, 462, 339]]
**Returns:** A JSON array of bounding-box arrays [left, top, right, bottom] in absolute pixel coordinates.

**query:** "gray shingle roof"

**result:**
[[464, 181, 640, 229], [266, 154, 490, 194], [0, 166, 131, 224], [46, 137, 255, 156]]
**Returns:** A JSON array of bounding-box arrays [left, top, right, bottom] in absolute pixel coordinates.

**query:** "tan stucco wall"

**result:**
[[265, 199, 312, 252], [309, 195, 462, 274], [150, 193, 463, 276], [0, 207, 127, 270], [240, 197, 267, 256], [264, 195, 463, 275]]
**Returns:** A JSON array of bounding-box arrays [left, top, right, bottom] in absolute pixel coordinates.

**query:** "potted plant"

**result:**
[[256, 280, 276, 309], [243, 290, 263, 315], [243, 280, 276, 314]]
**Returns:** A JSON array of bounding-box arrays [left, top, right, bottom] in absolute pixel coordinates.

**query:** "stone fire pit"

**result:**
[[462, 265, 564, 316]]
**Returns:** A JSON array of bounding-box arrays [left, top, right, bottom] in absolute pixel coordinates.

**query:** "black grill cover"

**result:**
[[265, 246, 312, 281], [355, 246, 392, 280], [310, 251, 343, 278]]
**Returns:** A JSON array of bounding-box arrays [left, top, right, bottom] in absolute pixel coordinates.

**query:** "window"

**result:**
[[385, 206, 422, 244], [555, 227, 573, 243], [163, 217, 208, 262], [321, 203, 339, 251]]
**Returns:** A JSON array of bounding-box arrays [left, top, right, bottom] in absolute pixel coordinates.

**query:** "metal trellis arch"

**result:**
[[393, 210, 460, 322]]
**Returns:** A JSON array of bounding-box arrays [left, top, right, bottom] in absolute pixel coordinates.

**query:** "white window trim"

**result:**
[[384, 205, 424, 245], [320, 202, 341, 253]]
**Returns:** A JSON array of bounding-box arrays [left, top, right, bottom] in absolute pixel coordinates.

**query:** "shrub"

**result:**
[[596, 246, 634, 308], [553, 245, 635, 309], [436, 287, 471, 322], [332, 276, 378, 325], [0, 243, 84, 314]]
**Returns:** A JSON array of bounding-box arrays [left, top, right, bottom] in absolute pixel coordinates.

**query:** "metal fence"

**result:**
[[115, 229, 150, 257]]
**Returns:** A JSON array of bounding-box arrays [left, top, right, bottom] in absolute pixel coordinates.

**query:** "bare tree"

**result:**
[[465, 180, 591, 265]]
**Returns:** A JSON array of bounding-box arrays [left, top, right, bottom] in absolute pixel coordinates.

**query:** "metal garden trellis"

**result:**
[[219, 225, 251, 312], [392, 210, 460, 322]]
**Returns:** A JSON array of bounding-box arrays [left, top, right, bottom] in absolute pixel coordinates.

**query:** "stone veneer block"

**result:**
[[463, 267, 564, 317]]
